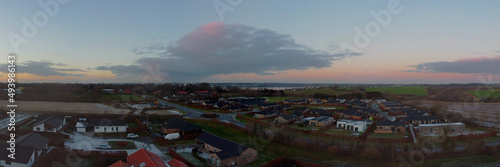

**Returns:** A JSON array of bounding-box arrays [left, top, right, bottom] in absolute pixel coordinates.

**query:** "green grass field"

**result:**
[[365, 86, 428, 96], [264, 97, 293, 102], [467, 89, 500, 98], [284, 88, 350, 96]]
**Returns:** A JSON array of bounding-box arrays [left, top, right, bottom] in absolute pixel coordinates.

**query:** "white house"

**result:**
[[89, 118, 128, 133], [0, 143, 36, 167], [32, 115, 66, 133], [336, 119, 367, 132], [75, 121, 88, 132]]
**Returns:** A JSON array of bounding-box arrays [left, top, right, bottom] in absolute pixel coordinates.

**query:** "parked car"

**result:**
[[127, 133, 139, 139], [151, 133, 162, 138], [96, 144, 112, 149], [164, 133, 180, 140]]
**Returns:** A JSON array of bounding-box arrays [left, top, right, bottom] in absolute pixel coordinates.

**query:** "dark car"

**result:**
[[151, 133, 162, 138]]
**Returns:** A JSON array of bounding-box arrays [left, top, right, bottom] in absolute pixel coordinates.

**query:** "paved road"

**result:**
[[372, 103, 395, 121], [156, 99, 250, 127], [0, 113, 33, 133]]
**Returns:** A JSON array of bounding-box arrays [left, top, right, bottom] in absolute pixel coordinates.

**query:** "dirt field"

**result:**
[[0, 101, 132, 115], [413, 100, 500, 130]]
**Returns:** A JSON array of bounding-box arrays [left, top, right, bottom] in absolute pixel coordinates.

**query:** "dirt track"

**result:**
[[0, 101, 131, 115]]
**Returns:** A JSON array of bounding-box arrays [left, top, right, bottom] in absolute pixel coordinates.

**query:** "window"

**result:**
[[96, 127, 99, 129], [36, 127, 41, 131], [248, 153, 251, 158], [211, 156, 214, 164], [216, 159, 220, 166], [214, 148, 217, 152], [242, 155, 245, 159]]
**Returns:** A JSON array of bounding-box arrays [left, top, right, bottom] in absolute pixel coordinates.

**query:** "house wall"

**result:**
[[76, 127, 86, 132], [162, 128, 180, 134], [222, 148, 259, 167], [201, 142, 222, 153], [33, 124, 44, 132], [419, 124, 465, 134], [94, 126, 127, 133], [374, 125, 405, 134]]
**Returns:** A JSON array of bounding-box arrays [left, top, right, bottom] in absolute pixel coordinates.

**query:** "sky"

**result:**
[[1, 0, 499, 84]]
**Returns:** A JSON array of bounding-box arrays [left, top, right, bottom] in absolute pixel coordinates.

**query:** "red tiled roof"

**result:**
[[167, 158, 189, 167], [127, 149, 168, 167], [108, 160, 131, 167]]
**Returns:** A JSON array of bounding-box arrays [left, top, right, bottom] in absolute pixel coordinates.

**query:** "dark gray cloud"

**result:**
[[98, 22, 361, 81], [406, 56, 500, 75], [2, 61, 85, 77]]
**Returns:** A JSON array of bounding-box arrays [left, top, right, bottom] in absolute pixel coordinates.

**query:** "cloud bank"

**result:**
[[407, 56, 500, 75], [2, 61, 85, 77], [98, 22, 361, 81]]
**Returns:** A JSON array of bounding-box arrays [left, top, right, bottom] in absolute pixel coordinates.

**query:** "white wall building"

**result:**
[[89, 118, 128, 133], [336, 119, 367, 132]]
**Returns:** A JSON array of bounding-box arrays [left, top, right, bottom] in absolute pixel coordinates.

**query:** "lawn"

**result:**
[[284, 88, 350, 96], [324, 129, 359, 136], [108, 141, 137, 149], [365, 86, 428, 96], [126, 122, 138, 128], [467, 89, 500, 98]]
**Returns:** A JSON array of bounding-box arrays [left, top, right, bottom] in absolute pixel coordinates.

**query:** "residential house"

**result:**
[[109, 148, 170, 167], [161, 119, 203, 138], [261, 103, 279, 109], [274, 114, 301, 123], [237, 98, 265, 107], [309, 109, 331, 117], [0, 143, 36, 167], [32, 115, 66, 133], [89, 118, 128, 133], [274, 105, 293, 112], [418, 123, 465, 135], [333, 109, 367, 120], [356, 108, 381, 118], [254, 110, 279, 119], [226, 105, 249, 112], [196, 133, 258, 167], [336, 119, 367, 132], [308, 116, 334, 127], [283, 99, 307, 105], [404, 116, 442, 125], [16, 132, 49, 160], [294, 107, 310, 115], [75, 118, 88, 132], [374, 119, 406, 134]]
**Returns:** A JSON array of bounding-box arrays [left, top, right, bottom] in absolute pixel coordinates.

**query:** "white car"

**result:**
[[127, 133, 139, 139], [96, 144, 112, 149]]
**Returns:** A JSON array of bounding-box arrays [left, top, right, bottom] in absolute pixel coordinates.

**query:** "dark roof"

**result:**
[[377, 119, 405, 127], [33, 115, 65, 128], [294, 107, 310, 114], [16, 132, 49, 150], [275, 105, 293, 110], [238, 99, 265, 105], [227, 105, 248, 110], [162, 119, 202, 132], [256, 110, 278, 115], [404, 116, 441, 121], [196, 133, 249, 160], [0, 143, 35, 164], [357, 108, 379, 114], [279, 114, 298, 120], [88, 118, 127, 127], [262, 102, 278, 107], [311, 109, 330, 115]]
